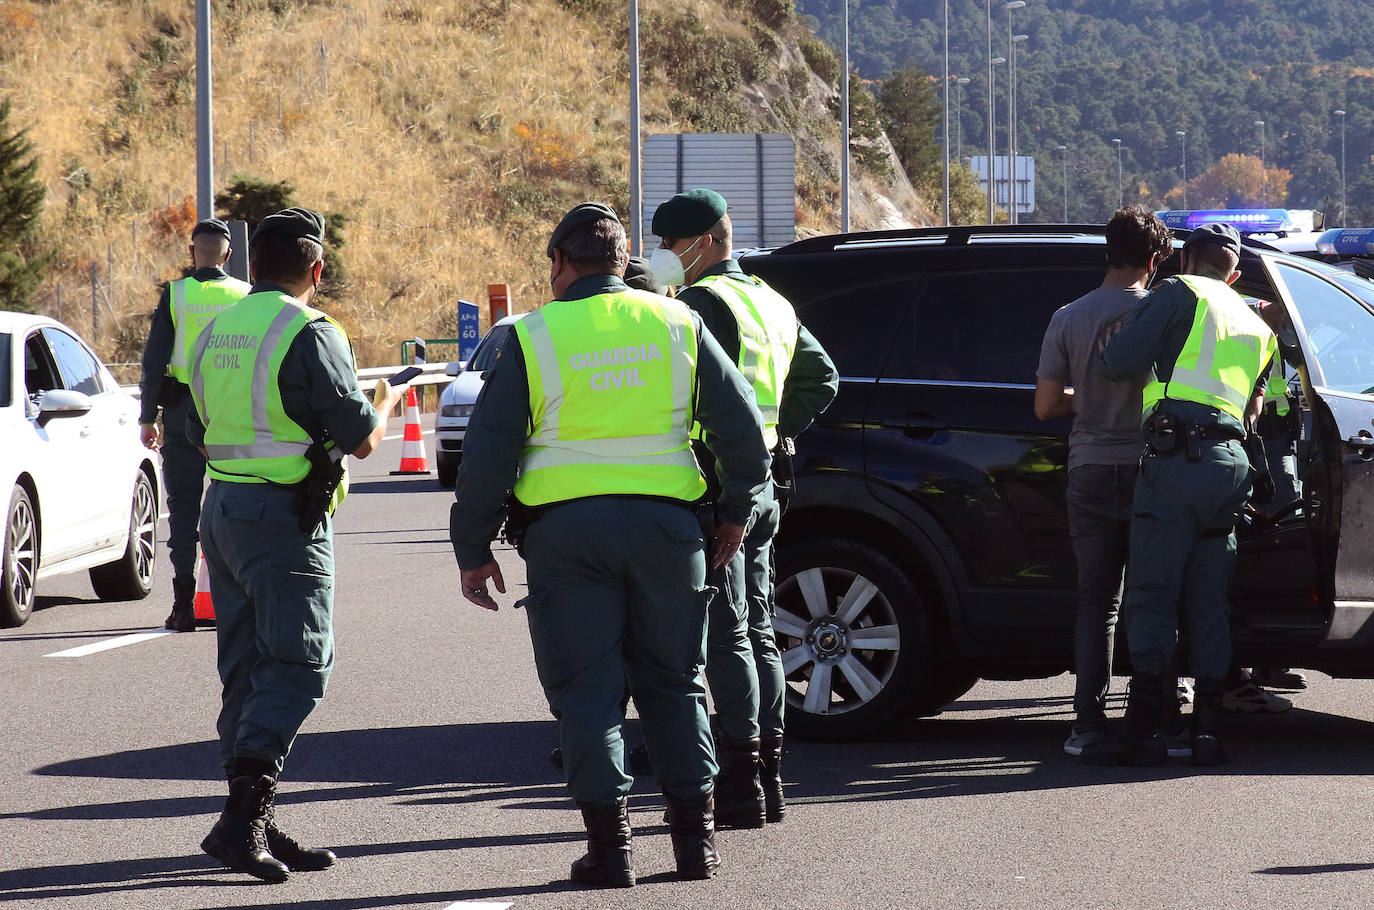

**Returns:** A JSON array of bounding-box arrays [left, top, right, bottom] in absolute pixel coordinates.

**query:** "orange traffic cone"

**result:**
[[391, 387, 431, 475], [193, 550, 215, 621]]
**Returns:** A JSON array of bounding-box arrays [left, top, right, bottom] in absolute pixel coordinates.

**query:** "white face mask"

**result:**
[[648, 236, 705, 287]]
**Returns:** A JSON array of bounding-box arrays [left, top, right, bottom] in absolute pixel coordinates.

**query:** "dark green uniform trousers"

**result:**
[[704, 546, 761, 743], [745, 482, 787, 738], [1124, 440, 1251, 681], [523, 497, 718, 805], [201, 480, 335, 774], [161, 395, 207, 584]]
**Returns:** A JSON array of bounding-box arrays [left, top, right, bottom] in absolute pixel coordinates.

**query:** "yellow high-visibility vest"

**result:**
[[190, 291, 350, 512], [1142, 275, 1277, 423], [168, 275, 252, 383], [512, 288, 707, 507], [693, 272, 798, 448]]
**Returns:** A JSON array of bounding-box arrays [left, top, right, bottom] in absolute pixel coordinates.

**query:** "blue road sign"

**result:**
[[458, 300, 479, 361]]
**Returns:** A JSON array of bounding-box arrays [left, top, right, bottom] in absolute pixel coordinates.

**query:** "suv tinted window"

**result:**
[[792, 279, 916, 378], [0, 333, 9, 407], [885, 267, 1101, 383]]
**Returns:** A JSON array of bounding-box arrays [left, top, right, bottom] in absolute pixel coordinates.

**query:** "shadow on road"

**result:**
[[12, 703, 1374, 900]]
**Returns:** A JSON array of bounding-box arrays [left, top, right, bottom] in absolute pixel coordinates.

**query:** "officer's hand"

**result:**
[[140, 423, 162, 450], [1096, 320, 1123, 354], [461, 563, 505, 611], [710, 522, 747, 571], [373, 378, 408, 416]]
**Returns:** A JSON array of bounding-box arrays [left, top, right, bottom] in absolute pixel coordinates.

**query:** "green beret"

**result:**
[[651, 188, 728, 238], [251, 207, 326, 246], [547, 202, 620, 257], [191, 218, 231, 241]]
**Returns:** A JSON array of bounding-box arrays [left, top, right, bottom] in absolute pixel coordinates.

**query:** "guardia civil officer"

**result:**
[[1086, 223, 1276, 767], [187, 208, 405, 881], [450, 203, 770, 887], [137, 218, 250, 631], [650, 189, 837, 826]]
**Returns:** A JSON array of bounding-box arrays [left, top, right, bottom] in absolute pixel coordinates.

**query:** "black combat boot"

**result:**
[[200, 774, 291, 883], [1191, 677, 1229, 767], [713, 738, 766, 829], [664, 788, 720, 880], [1081, 674, 1168, 766], [759, 735, 786, 823], [263, 795, 336, 872], [164, 575, 196, 632], [570, 797, 635, 888]]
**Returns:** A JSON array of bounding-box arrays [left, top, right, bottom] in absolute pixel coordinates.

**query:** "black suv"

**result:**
[[741, 225, 1374, 740]]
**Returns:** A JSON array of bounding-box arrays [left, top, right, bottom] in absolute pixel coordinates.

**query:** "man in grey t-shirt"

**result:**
[[1035, 205, 1173, 756]]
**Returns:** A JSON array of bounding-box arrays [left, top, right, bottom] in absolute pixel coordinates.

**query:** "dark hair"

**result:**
[[555, 215, 628, 273], [250, 235, 323, 284], [1105, 204, 1172, 269], [1186, 241, 1239, 279], [707, 214, 731, 245]]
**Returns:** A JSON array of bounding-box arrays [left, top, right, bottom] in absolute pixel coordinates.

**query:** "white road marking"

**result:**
[[381, 428, 436, 442], [44, 630, 173, 658], [441, 904, 513, 910]]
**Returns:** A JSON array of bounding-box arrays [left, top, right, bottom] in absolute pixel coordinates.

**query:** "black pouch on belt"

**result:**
[[1145, 413, 1180, 456], [772, 436, 796, 500], [1184, 424, 1204, 462]]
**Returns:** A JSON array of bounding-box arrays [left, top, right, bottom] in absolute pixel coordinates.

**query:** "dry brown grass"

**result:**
[[0, 0, 903, 367]]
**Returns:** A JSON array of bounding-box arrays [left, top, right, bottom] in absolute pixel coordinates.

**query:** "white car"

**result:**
[[435, 314, 522, 488], [1, 313, 160, 626]]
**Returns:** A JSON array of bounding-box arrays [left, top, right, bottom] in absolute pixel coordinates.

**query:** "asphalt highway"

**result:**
[[4, 417, 1374, 910]]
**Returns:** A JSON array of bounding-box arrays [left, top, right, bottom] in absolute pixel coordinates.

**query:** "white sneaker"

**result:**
[[1222, 681, 1292, 713], [1064, 727, 1107, 756]]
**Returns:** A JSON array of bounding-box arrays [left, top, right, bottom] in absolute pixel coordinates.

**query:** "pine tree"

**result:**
[[0, 97, 49, 314]]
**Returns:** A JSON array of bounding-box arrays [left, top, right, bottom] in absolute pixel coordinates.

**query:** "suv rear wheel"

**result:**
[[774, 537, 929, 740]]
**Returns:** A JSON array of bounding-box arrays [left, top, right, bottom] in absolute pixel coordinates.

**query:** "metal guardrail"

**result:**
[[121, 362, 457, 399]]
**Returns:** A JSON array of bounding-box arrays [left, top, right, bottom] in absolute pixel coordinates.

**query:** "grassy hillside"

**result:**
[[0, 0, 924, 368]]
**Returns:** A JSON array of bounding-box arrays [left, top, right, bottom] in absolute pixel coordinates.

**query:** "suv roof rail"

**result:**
[[773, 223, 1111, 255]]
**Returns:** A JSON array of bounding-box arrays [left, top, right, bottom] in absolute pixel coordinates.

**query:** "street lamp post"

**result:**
[[1176, 129, 1187, 209], [1010, 33, 1028, 223], [841, 0, 850, 232], [942, 0, 950, 226], [1111, 138, 1122, 209], [1005, 1, 1026, 225], [1057, 145, 1068, 221], [1255, 119, 1266, 207], [629, 0, 642, 255], [956, 77, 970, 162], [991, 57, 1006, 221], [985, 0, 995, 224], [1335, 109, 1347, 226]]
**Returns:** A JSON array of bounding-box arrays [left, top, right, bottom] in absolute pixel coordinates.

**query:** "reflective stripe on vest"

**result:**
[[1141, 275, 1277, 423], [512, 288, 707, 507], [190, 292, 347, 486], [168, 275, 252, 383], [693, 273, 798, 447]]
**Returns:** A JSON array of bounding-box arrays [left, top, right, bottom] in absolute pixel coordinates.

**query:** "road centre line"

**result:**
[[44, 629, 174, 658]]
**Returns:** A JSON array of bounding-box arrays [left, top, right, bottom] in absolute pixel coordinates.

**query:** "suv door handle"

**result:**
[[881, 413, 946, 438], [1345, 435, 1374, 460]]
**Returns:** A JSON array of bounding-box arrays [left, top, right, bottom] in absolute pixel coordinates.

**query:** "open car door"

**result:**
[[1264, 257, 1374, 654]]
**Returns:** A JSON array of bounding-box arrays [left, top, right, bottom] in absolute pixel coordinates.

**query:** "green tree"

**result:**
[[0, 97, 50, 313], [879, 64, 941, 195], [215, 176, 349, 298]]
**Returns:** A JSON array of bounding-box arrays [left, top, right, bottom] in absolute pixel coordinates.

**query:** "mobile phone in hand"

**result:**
[[388, 366, 423, 386]]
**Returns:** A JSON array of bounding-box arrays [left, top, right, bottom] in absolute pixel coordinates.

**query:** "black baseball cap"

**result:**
[[191, 218, 231, 241], [1184, 222, 1242, 257]]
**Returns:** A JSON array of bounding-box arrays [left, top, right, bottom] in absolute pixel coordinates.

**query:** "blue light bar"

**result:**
[[1316, 228, 1374, 256], [1156, 209, 1294, 233]]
